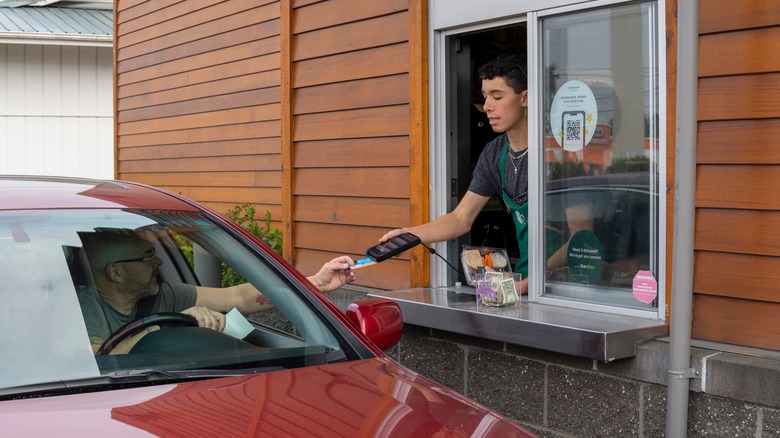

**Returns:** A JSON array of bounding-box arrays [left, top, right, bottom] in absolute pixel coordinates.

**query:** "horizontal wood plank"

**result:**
[[119, 55, 280, 99], [119, 2, 278, 61], [117, 20, 280, 74], [119, 105, 280, 136], [120, 171, 281, 188], [697, 165, 780, 210], [119, 139, 280, 160], [294, 168, 409, 198], [295, 248, 410, 290], [694, 251, 780, 303], [118, 37, 280, 86], [293, 12, 408, 61], [295, 222, 412, 261], [200, 202, 282, 221], [292, 43, 409, 89], [165, 186, 281, 205], [294, 195, 410, 227], [293, 74, 409, 115], [119, 154, 281, 173], [118, 121, 281, 147], [122, 0, 266, 49], [119, 73, 279, 111], [116, 0, 181, 26], [292, 0, 323, 8], [698, 119, 780, 164], [695, 209, 780, 256], [692, 294, 780, 351], [294, 137, 409, 168], [699, 73, 780, 121], [292, 0, 407, 34], [293, 105, 409, 141], [698, 0, 780, 34], [118, 87, 280, 123], [699, 27, 780, 77]]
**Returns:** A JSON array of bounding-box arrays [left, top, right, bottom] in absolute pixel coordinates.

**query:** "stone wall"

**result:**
[[329, 288, 780, 437]]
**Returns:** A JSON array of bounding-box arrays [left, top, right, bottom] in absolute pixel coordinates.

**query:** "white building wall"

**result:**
[[0, 43, 113, 179]]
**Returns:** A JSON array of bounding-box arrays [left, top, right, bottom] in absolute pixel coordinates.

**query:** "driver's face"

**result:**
[[115, 241, 163, 300]]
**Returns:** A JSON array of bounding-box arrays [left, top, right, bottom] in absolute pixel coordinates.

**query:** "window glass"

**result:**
[[541, 1, 660, 311], [0, 209, 344, 390]]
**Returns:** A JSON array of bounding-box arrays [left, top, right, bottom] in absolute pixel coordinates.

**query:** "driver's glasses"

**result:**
[[114, 249, 156, 264]]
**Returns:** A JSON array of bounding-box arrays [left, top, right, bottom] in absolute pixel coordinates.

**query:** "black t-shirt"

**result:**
[[468, 133, 529, 205]]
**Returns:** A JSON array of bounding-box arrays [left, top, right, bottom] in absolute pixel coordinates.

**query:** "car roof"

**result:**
[[0, 175, 198, 212]]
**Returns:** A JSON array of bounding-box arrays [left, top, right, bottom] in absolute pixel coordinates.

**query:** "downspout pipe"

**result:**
[[667, 0, 699, 436]]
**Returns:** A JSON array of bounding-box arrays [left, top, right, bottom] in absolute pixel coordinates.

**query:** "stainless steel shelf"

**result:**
[[369, 287, 668, 361]]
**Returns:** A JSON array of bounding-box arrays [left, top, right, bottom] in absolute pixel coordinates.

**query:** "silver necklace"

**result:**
[[508, 148, 528, 174]]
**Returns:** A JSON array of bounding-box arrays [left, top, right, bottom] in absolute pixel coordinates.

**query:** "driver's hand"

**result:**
[[182, 306, 226, 332]]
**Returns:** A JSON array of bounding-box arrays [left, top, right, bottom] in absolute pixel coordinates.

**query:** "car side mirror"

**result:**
[[346, 298, 403, 351]]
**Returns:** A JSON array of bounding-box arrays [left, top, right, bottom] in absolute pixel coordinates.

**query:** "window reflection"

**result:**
[[541, 2, 659, 310]]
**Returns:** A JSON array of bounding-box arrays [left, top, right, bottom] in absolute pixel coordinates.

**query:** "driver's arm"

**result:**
[[195, 282, 273, 315], [89, 327, 159, 355]]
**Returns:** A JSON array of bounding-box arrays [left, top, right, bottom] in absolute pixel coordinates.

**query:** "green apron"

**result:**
[[499, 144, 529, 278]]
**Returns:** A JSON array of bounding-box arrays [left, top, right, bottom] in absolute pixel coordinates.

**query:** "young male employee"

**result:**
[[380, 55, 531, 294]]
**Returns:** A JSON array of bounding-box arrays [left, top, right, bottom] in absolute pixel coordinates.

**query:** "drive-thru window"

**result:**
[[372, 0, 666, 359]]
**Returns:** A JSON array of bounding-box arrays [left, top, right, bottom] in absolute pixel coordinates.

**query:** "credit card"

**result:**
[[350, 257, 377, 270]]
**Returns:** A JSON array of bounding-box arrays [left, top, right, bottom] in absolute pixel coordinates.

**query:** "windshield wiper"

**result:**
[[106, 367, 284, 382], [0, 366, 284, 400]]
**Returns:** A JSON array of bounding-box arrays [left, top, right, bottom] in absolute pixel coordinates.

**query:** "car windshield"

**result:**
[[0, 209, 345, 391]]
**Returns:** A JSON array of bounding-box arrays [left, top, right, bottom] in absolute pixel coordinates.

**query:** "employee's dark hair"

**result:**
[[478, 54, 528, 94]]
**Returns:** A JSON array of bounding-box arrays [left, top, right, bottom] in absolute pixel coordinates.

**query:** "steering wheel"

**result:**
[[96, 312, 198, 356]]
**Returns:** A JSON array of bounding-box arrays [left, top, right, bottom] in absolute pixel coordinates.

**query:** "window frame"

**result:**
[[429, 0, 666, 320]]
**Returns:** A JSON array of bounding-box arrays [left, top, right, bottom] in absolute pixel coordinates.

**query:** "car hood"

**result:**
[[0, 358, 535, 437]]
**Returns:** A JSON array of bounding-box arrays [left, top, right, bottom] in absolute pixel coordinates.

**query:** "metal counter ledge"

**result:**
[[368, 286, 668, 362]]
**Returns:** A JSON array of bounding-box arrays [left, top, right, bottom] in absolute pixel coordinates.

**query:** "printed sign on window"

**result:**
[[550, 80, 598, 151]]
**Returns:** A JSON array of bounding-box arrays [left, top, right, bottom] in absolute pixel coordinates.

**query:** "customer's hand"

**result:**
[[308, 255, 356, 293]]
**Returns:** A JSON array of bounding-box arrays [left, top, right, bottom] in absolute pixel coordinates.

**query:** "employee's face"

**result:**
[[481, 77, 526, 133]]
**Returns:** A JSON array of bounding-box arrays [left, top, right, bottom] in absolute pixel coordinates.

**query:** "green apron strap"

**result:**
[[499, 144, 529, 277]]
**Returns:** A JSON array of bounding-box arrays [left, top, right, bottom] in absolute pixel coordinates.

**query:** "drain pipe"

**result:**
[[666, 0, 699, 436]]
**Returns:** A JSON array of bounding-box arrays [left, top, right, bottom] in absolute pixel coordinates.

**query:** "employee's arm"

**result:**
[[381, 191, 491, 244]]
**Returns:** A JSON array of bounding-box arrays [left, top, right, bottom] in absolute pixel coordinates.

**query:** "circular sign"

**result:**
[[632, 270, 658, 304], [549, 80, 598, 151], [566, 230, 604, 284]]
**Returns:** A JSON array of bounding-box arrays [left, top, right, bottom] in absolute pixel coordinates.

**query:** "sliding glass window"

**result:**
[[539, 1, 661, 313]]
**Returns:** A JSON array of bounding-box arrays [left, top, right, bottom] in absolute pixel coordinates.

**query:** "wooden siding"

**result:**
[[289, 0, 416, 289], [115, 0, 422, 290], [692, 0, 780, 350], [115, 0, 283, 228]]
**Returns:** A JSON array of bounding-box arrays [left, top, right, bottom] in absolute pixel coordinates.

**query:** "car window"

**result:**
[[0, 209, 345, 391]]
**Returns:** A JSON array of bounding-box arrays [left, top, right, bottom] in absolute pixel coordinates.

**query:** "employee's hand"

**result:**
[[517, 277, 529, 295], [379, 228, 406, 243], [182, 306, 226, 332]]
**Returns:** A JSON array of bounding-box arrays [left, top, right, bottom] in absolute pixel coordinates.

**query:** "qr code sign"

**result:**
[[562, 112, 585, 150], [566, 117, 581, 142]]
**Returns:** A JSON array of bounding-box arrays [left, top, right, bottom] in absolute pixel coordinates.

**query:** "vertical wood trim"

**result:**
[[664, 0, 677, 322], [281, 0, 294, 263], [113, 3, 120, 179], [409, 0, 429, 287]]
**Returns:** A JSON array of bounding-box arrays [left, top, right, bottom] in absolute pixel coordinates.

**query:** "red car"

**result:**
[[0, 176, 536, 437]]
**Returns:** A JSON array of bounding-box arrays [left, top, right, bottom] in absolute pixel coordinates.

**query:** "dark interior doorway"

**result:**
[[448, 24, 527, 284]]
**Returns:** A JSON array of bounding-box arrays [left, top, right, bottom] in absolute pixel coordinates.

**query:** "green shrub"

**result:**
[[172, 203, 283, 288], [221, 203, 282, 287]]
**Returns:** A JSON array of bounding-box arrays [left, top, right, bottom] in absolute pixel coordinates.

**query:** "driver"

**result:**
[[77, 231, 356, 354]]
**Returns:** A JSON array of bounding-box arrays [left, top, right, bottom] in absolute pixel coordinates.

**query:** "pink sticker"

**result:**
[[632, 270, 657, 304]]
